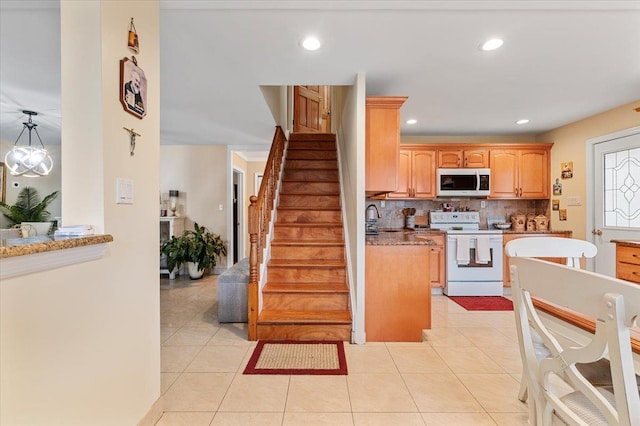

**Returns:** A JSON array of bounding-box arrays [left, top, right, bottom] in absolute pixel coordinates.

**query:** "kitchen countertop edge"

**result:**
[[0, 234, 114, 258], [611, 239, 640, 248]]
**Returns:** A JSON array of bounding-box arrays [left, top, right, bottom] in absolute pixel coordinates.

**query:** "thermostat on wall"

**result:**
[[116, 177, 134, 204]]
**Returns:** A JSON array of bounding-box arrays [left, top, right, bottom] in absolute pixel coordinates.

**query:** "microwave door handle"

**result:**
[[476, 171, 480, 191]]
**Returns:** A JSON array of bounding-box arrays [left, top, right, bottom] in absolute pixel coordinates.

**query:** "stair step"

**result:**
[[264, 282, 349, 293], [268, 259, 346, 268], [289, 133, 336, 141], [281, 181, 340, 194], [273, 223, 343, 240], [256, 324, 352, 341], [287, 150, 337, 160], [283, 169, 339, 181], [259, 309, 351, 324], [276, 208, 342, 224], [288, 142, 336, 151], [271, 242, 345, 260], [279, 194, 340, 208], [267, 264, 346, 282], [286, 159, 337, 170], [263, 283, 349, 311]]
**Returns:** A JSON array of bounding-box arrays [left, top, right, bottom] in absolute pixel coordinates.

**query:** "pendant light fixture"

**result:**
[[4, 110, 53, 177]]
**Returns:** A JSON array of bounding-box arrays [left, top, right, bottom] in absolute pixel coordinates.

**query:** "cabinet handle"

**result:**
[[464, 158, 467, 167], [457, 158, 461, 166]]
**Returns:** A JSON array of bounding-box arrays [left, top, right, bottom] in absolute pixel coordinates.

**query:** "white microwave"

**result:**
[[437, 168, 491, 197]]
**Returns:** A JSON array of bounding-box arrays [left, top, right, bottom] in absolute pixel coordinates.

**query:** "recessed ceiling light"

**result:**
[[480, 38, 504, 51], [301, 37, 321, 51], [515, 119, 530, 125], [406, 119, 417, 125]]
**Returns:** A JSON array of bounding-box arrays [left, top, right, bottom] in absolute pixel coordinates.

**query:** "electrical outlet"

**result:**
[[480, 200, 486, 208], [381, 200, 385, 208]]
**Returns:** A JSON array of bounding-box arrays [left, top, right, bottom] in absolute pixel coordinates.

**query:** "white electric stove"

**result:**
[[429, 211, 504, 296]]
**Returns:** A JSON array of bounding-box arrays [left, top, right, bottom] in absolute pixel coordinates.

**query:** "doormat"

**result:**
[[448, 296, 513, 311], [243, 340, 347, 375]]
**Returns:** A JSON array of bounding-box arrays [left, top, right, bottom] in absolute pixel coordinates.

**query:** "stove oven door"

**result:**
[[446, 234, 504, 296]]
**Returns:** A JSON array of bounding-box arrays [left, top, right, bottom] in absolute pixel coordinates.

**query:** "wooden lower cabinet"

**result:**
[[429, 234, 445, 288], [502, 233, 571, 287], [615, 243, 640, 284], [365, 245, 431, 341]]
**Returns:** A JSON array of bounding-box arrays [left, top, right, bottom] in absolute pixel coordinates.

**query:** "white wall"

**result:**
[[334, 74, 367, 344], [1, 2, 161, 425], [160, 145, 228, 272], [537, 100, 640, 239]]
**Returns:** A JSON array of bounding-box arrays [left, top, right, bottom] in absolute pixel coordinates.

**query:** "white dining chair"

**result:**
[[505, 237, 598, 402], [509, 256, 640, 425]]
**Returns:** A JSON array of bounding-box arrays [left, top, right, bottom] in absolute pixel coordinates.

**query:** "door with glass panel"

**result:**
[[592, 128, 640, 277]]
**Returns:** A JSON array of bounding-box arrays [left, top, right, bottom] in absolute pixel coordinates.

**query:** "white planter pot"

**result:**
[[187, 262, 204, 280]]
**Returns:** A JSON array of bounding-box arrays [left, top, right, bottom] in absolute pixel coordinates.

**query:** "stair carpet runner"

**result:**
[[256, 133, 352, 341]]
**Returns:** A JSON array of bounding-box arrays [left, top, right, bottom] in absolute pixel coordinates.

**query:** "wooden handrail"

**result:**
[[247, 126, 287, 340]]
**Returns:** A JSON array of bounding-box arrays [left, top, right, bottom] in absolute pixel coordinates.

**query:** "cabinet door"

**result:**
[[490, 150, 519, 198], [365, 97, 407, 194], [412, 150, 437, 198], [519, 149, 549, 198], [464, 149, 489, 168], [438, 150, 462, 168], [387, 150, 412, 198], [429, 235, 445, 287]]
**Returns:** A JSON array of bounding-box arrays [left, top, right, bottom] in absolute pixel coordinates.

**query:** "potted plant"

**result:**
[[161, 222, 227, 279], [0, 186, 59, 236]]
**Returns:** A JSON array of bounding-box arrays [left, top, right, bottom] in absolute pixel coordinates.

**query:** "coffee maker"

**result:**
[[365, 204, 380, 235]]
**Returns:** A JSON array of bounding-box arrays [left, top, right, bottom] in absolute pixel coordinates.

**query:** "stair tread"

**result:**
[[268, 259, 346, 267], [259, 309, 351, 324], [280, 192, 340, 197], [264, 282, 349, 293], [271, 240, 344, 247], [274, 222, 343, 228], [277, 206, 341, 211]]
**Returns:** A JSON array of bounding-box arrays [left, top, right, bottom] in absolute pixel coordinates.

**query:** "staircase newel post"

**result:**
[[248, 195, 259, 341]]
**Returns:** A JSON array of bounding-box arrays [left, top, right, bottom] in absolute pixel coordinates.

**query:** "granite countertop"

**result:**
[[366, 230, 438, 246], [0, 234, 114, 258], [611, 240, 640, 248]]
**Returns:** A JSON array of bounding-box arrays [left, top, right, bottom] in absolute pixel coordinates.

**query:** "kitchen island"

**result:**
[[365, 231, 436, 341]]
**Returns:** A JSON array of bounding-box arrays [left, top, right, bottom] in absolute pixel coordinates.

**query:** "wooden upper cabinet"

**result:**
[[389, 150, 412, 198], [438, 149, 489, 168], [412, 150, 437, 198], [388, 147, 436, 199], [490, 147, 549, 199], [365, 96, 408, 195]]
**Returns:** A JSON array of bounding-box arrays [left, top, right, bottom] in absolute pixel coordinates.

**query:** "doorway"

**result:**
[[293, 85, 331, 133], [232, 169, 244, 264], [587, 126, 640, 276]]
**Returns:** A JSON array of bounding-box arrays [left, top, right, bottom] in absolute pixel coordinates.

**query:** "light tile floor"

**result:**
[[156, 275, 529, 425]]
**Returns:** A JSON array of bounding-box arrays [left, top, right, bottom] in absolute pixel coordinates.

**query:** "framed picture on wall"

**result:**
[[119, 57, 147, 119], [0, 162, 6, 203]]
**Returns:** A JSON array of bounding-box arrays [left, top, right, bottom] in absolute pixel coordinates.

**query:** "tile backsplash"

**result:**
[[366, 199, 550, 230]]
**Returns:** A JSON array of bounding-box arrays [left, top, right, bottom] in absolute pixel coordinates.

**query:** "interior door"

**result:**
[[592, 128, 640, 276], [293, 85, 330, 133]]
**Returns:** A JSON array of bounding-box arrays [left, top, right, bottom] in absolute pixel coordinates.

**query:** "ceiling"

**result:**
[[1, 1, 639, 153]]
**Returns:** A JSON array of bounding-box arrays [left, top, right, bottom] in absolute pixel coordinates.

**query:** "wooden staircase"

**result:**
[[256, 133, 352, 341]]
